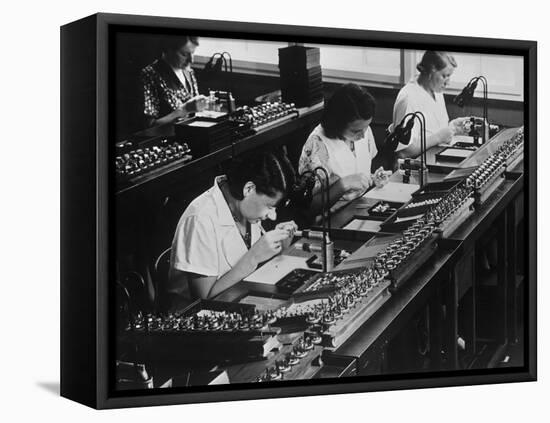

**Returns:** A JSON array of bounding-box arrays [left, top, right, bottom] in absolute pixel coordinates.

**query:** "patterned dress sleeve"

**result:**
[[189, 69, 199, 97], [141, 67, 161, 120], [298, 133, 331, 194]]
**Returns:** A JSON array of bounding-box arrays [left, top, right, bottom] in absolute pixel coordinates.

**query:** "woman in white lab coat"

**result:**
[[166, 151, 297, 303], [298, 83, 386, 214], [392, 51, 471, 158]]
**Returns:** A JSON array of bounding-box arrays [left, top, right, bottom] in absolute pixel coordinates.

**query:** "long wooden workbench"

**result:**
[[329, 171, 524, 374], [213, 135, 525, 379], [115, 120, 526, 387]]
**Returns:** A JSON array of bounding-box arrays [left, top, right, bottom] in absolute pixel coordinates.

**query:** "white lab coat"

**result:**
[[393, 78, 451, 153], [168, 176, 263, 297]]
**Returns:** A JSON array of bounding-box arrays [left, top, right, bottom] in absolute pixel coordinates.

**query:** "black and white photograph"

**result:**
[[68, 15, 535, 404], [3, 1, 541, 419]]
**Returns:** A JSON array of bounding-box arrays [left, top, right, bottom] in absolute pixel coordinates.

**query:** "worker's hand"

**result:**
[[373, 167, 391, 188], [342, 173, 373, 192], [449, 117, 471, 136], [170, 107, 192, 121], [184, 95, 208, 113], [275, 221, 298, 250], [250, 229, 290, 263]]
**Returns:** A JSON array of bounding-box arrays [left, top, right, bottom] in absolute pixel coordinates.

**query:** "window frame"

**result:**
[[193, 43, 523, 101]]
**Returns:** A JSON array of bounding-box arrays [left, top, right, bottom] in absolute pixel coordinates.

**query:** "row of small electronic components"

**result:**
[[465, 154, 505, 190], [403, 197, 442, 209], [265, 186, 466, 333], [498, 126, 524, 163], [232, 102, 297, 128], [508, 126, 524, 148], [372, 184, 469, 272], [304, 267, 380, 293], [400, 128, 523, 236], [275, 280, 379, 325], [304, 287, 377, 325], [377, 129, 523, 261], [266, 185, 469, 325], [270, 219, 440, 323], [373, 219, 436, 272], [271, 268, 386, 325], [270, 150, 507, 324], [423, 184, 473, 224], [263, 128, 526, 340], [465, 126, 524, 190], [115, 141, 191, 177], [129, 309, 277, 333], [370, 186, 474, 272], [255, 335, 321, 382]]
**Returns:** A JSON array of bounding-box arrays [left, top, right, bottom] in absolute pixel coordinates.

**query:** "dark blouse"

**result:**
[[141, 58, 199, 124]]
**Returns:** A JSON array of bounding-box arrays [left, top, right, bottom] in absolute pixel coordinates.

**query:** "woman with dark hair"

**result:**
[[298, 83, 386, 213], [167, 151, 298, 301], [141, 35, 208, 128], [392, 51, 471, 158]]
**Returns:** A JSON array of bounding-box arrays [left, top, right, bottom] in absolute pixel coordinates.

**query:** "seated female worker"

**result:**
[[141, 35, 208, 128], [298, 83, 388, 215], [167, 151, 298, 301], [392, 50, 472, 159]]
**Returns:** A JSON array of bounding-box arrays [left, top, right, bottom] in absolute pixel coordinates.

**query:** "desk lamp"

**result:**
[[387, 111, 427, 187], [295, 167, 333, 272], [454, 76, 489, 146]]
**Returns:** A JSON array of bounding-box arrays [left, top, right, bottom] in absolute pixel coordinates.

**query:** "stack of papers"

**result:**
[[362, 182, 419, 203], [343, 219, 382, 232]]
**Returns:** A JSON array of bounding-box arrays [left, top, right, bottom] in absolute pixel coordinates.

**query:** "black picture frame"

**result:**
[[60, 12, 537, 409]]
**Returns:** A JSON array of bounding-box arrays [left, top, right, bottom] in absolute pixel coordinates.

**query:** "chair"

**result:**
[[153, 248, 171, 290], [117, 271, 149, 315], [115, 277, 151, 367], [152, 247, 172, 310], [115, 271, 149, 337], [153, 247, 195, 312]]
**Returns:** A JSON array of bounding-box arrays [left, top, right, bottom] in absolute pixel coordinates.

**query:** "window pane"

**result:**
[[411, 50, 523, 98], [308, 43, 401, 77], [479, 55, 523, 96], [197, 37, 286, 64]]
